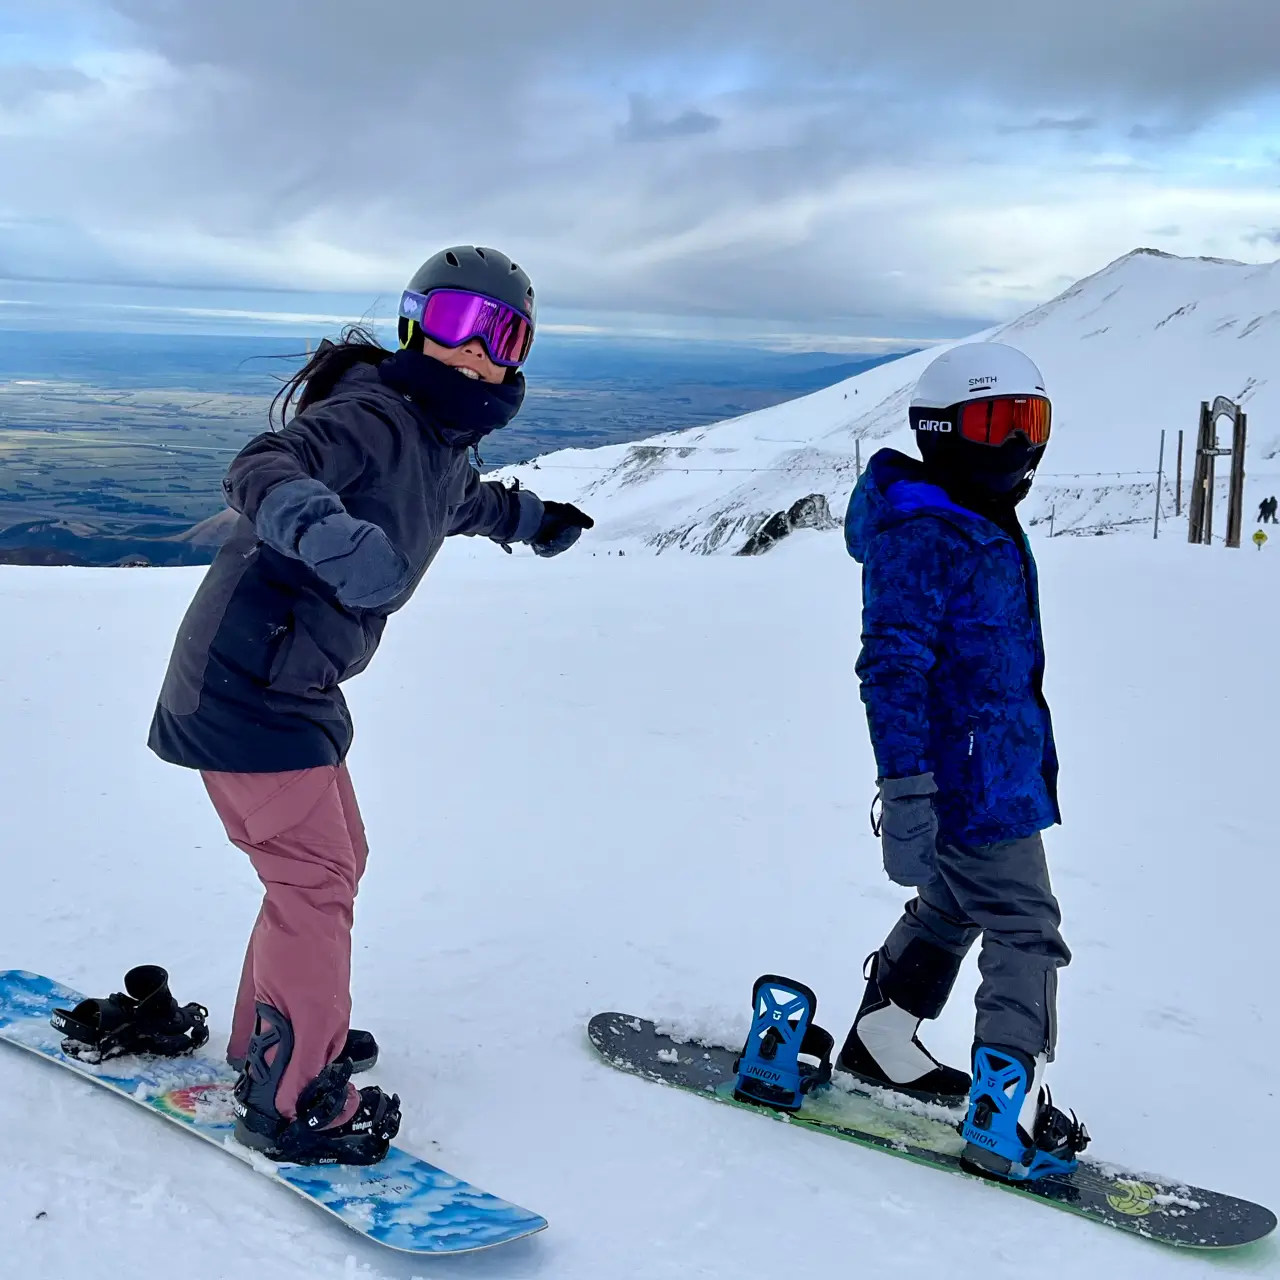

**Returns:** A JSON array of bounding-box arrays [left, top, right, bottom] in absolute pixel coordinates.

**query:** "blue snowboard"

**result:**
[[0, 971, 546, 1255]]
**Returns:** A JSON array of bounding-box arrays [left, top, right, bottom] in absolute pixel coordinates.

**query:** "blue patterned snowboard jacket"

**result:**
[[845, 449, 1060, 845]]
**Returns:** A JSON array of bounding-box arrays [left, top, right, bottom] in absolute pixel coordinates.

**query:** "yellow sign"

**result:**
[[1254, 530, 1268, 550]]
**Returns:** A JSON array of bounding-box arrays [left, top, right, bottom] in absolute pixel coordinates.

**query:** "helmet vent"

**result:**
[[445, 251, 460, 268], [474, 247, 487, 259]]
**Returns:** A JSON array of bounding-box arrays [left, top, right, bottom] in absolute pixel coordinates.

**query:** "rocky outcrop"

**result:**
[[737, 493, 838, 555]]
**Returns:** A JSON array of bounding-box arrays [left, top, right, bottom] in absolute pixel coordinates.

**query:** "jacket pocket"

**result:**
[[266, 617, 344, 704], [264, 606, 379, 708]]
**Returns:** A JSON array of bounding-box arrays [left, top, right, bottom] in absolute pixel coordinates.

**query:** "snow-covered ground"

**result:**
[[1, 530, 1277, 1279], [499, 248, 1280, 550]]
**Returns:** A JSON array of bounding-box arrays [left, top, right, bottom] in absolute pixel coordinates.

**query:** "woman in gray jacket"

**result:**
[[149, 246, 592, 1165]]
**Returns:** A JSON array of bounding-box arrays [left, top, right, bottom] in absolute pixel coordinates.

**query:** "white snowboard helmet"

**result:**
[[910, 342, 1051, 501]]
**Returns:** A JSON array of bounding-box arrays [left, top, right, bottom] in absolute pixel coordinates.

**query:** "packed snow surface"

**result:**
[[1, 531, 1277, 1278], [500, 249, 1280, 550]]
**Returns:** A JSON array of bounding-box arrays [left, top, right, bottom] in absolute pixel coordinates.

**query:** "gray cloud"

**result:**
[[618, 95, 721, 143], [101, 0, 1280, 114], [1129, 120, 1199, 142], [1245, 228, 1280, 246], [0, 0, 1276, 336], [0, 63, 96, 109], [999, 116, 1098, 135]]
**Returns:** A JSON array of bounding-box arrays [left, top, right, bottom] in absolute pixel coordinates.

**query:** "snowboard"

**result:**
[[0, 971, 547, 1255], [589, 1011, 1276, 1251]]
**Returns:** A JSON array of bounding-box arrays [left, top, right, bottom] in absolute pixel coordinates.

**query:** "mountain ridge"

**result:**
[[497, 247, 1280, 551]]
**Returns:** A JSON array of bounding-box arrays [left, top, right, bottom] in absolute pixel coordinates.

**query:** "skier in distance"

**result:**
[[839, 342, 1088, 1182], [148, 246, 594, 1165]]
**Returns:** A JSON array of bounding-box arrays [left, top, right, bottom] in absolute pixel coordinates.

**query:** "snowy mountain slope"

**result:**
[[1, 534, 1278, 1278], [502, 249, 1280, 550]]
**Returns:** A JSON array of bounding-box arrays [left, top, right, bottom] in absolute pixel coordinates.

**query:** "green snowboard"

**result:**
[[589, 1011, 1275, 1251]]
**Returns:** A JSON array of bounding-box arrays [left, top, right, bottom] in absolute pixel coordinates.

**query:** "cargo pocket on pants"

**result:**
[[240, 768, 339, 846]]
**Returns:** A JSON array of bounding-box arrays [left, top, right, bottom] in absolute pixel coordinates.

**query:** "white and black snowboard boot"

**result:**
[[837, 949, 970, 1104]]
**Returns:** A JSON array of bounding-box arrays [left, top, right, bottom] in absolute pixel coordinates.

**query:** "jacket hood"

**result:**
[[844, 448, 1006, 563]]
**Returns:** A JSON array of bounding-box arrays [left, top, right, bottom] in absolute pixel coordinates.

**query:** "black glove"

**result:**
[[530, 501, 594, 558]]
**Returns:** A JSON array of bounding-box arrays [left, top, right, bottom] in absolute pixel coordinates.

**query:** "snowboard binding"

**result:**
[[232, 1002, 401, 1166], [50, 965, 209, 1064], [733, 974, 833, 1113], [228, 1027, 379, 1077], [960, 1045, 1089, 1183]]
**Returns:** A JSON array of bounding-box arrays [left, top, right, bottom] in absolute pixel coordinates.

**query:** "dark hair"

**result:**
[[269, 324, 394, 429]]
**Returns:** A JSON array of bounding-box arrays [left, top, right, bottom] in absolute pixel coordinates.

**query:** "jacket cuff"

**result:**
[[255, 478, 346, 557], [510, 489, 545, 544], [879, 772, 938, 800]]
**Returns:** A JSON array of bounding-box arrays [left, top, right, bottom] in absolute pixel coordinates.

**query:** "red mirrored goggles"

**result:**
[[957, 395, 1052, 447], [399, 288, 534, 368]]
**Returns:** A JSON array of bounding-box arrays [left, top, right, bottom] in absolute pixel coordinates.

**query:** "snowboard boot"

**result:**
[[228, 1027, 378, 1076], [837, 949, 969, 1104], [51, 965, 209, 1064], [231, 1002, 401, 1166], [960, 1044, 1089, 1182]]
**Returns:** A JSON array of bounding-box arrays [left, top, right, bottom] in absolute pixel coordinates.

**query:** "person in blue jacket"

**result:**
[[838, 342, 1088, 1183]]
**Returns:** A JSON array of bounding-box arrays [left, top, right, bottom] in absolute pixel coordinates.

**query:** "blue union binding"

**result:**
[[961, 1045, 1088, 1183], [733, 975, 833, 1112]]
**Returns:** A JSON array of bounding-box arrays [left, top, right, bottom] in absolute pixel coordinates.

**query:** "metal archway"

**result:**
[[1187, 396, 1248, 547]]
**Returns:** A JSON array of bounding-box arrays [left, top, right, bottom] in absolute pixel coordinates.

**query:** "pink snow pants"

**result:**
[[202, 765, 366, 1122]]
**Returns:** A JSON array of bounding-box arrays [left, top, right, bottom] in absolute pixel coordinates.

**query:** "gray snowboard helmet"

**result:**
[[398, 245, 536, 354]]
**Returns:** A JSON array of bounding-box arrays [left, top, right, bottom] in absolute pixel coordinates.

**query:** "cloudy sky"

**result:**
[[2, 0, 1279, 348]]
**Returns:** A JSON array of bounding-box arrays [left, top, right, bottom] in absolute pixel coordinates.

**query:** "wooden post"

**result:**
[[1049, 504, 1055, 538], [1226, 408, 1248, 548], [1153, 429, 1165, 539], [855, 437, 862, 480], [1175, 429, 1183, 517]]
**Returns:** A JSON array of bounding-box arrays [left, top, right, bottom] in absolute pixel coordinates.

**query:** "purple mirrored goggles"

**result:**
[[399, 288, 534, 368]]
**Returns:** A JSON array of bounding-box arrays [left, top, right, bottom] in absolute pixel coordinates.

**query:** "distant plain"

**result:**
[[0, 330, 907, 547]]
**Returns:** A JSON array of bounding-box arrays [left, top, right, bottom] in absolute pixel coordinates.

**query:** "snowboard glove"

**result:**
[[529, 501, 594, 558], [296, 512, 411, 610], [255, 477, 411, 610], [873, 773, 940, 888]]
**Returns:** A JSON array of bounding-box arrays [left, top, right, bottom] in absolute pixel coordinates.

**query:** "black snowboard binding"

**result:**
[[228, 1027, 379, 1076], [232, 1002, 401, 1166], [51, 965, 209, 1064]]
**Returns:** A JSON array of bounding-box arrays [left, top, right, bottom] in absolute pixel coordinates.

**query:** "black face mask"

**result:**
[[377, 349, 525, 449], [916, 430, 1044, 509]]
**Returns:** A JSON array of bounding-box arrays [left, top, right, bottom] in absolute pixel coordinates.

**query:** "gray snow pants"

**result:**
[[880, 832, 1070, 1061]]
